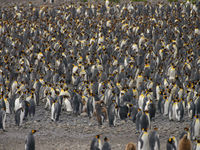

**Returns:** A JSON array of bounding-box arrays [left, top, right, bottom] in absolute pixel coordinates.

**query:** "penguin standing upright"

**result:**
[[136, 108, 142, 131], [138, 128, 150, 150], [28, 98, 35, 118], [193, 139, 200, 150], [51, 100, 61, 122], [102, 137, 111, 150], [25, 130, 36, 150], [87, 96, 95, 118], [140, 110, 151, 131], [167, 136, 177, 150], [149, 128, 160, 150], [108, 101, 117, 127], [191, 115, 200, 140], [187, 99, 195, 119], [180, 127, 191, 140], [125, 142, 136, 150], [15, 107, 25, 126], [0, 106, 6, 131], [178, 134, 191, 150], [90, 135, 102, 150], [118, 104, 129, 121]]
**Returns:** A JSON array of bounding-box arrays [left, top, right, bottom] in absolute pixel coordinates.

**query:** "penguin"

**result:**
[[178, 134, 191, 150], [138, 128, 150, 150], [118, 104, 129, 121], [164, 96, 170, 116], [125, 142, 136, 150], [90, 135, 102, 150], [149, 128, 160, 150], [15, 107, 25, 126], [136, 108, 142, 131], [140, 110, 151, 132], [147, 100, 156, 120], [108, 100, 117, 127], [191, 115, 200, 140], [51, 100, 61, 122], [180, 127, 191, 140], [193, 139, 200, 150], [168, 100, 174, 121], [176, 100, 184, 121], [0, 106, 6, 131], [129, 105, 138, 123], [63, 95, 73, 112], [87, 96, 95, 118], [102, 137, 111, 150], [28, 98, 35, 118], [95, 100, 107, 126], [187, 99, 195, 119], [25, 130, 36, 150], [167, 136, 177, 150]]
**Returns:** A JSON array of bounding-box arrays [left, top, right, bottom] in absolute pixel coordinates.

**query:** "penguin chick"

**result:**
[[95, 101, 107, 126], [102, 137, 111, 150], [90, 134, 102, 150], [25, 130, 37, 150], [178, 134, 191, 150], [179, 127, 190, 140], [125, 142, 136, 150]]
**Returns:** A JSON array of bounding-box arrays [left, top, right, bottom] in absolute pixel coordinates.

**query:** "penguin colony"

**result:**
[[0, 0, 200, 149]]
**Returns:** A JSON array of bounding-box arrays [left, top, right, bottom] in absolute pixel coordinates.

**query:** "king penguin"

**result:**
[[191, 115, 200, 140], [167, 136, 177, 150], [138, 128, 150, 150], [125, 142, 136, 150], [15, 107, 25, 126], [51, 100, 61, 122], [0, 106, 6, 131], [178, 134, 191, 150], [102, 137, 111, 150], [25, 130, 37, 150], [149, 127, 160, 150], [90, 134, 102, 150], [193, 139, 200, 150]]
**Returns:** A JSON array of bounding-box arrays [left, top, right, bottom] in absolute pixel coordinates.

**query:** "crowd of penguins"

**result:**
[[0, 0, 200, 149]]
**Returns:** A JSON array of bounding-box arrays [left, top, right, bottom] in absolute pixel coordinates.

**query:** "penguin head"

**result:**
[[142, 128, 148, 133], [104, 137, 108, 142], [184, 127, 189, 132], [32, 130, 37, 134], [96, 134, 100, 139], [168, 138, 172, 144]]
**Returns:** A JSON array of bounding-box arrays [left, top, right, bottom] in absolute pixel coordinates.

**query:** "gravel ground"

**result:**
[[0, 101, 192, 150]]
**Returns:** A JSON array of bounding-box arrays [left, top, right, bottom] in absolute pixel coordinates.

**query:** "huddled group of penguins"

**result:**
[[0, 0, 200, 149]]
